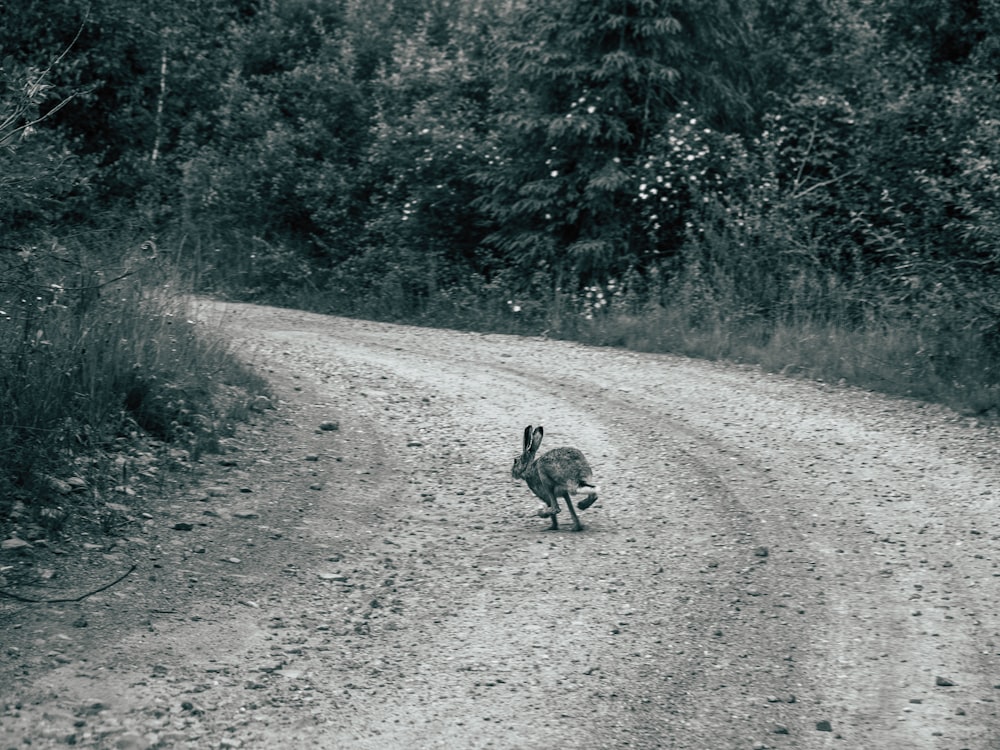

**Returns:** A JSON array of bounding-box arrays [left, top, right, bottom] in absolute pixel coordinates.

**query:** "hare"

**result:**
[[511, 425, 599, 531]]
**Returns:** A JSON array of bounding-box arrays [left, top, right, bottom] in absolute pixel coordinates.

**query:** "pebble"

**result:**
[[1, 537, 32, 551], [250, 395, 273, 411], [66, 477, 88, 491]]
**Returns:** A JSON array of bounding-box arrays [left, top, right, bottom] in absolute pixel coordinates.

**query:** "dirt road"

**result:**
[[2, 300, 999, 749]]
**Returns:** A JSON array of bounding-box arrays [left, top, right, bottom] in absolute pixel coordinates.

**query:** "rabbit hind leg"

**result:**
[[561, 491, 583, 531]]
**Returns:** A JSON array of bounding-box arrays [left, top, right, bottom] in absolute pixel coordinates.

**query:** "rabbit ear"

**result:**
[[530, 426, 544, 452], [522, 425, 533, 452]]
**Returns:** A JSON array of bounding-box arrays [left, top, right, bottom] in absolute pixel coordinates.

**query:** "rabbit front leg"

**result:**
[[529, 478, 560, 516], [532, 487, 561, 530], [544, 492, 561, 530], [545, 499, 559, 530]]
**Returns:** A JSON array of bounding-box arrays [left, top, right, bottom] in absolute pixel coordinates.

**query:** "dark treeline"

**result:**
[[3, 0, 1000, 411]]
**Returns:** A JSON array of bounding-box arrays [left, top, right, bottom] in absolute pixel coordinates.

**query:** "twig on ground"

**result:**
[[0, 564, 137, 603]]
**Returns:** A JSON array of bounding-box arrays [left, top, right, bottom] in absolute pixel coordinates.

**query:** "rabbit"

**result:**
[[511, 425, 599, 531]]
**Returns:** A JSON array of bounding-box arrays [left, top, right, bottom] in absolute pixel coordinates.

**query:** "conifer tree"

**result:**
[[479, 0, 750, 287]]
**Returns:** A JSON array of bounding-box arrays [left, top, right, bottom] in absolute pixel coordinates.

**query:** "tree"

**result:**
[[0, 0, 251, 216], [182, 0, 368, 268], [0, 33, 91, 239], [479, 0, 755, 289]]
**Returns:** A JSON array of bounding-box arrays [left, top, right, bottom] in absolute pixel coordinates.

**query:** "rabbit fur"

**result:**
[[511, 425, 598, 531]]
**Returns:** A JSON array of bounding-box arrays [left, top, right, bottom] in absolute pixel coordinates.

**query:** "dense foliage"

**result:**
[[3, 0, 999, 412]]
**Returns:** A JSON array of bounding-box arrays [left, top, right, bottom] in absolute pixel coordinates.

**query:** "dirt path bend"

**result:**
[[2, 300, 999, 750]]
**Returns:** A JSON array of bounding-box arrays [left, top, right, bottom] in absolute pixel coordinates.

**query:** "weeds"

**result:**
[[232, 238, 999, 419], [0, 231, 270, 541]]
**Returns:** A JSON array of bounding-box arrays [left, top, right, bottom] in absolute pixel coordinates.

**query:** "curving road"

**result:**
[[2, 300, 998, 749]]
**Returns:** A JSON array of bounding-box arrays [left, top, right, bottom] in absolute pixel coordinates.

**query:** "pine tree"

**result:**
[[479, 0, 683, 285]]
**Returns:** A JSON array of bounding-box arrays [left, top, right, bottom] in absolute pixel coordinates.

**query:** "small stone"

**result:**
[[935, 676, 956, 687], [48, 477, 73, 494], [66, 477, 88, 491], [304, 454, 319, 462], [250, 395, 273, 412], [319, 421, 339, 431], [755, 546, 769, 557], [318, 573, 348, 582], [1, 537, 32, 551], [773, 724, 789, 734], [173, 522, 194, 531], [816, 720, 833, 732]]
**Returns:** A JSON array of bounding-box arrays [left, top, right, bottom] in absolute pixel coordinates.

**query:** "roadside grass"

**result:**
[[192, 229, 999, 419], [565, 311, 999, 415], [254, 269, 999, 420], [0, 232, 271, 542]]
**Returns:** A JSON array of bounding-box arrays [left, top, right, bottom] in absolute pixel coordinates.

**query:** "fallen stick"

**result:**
[[0, 564, 137, 603]]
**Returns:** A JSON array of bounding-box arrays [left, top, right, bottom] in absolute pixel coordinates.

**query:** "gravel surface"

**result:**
[[2, 300, 999, 749]]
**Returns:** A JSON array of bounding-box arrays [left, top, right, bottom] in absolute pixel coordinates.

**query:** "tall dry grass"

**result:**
[[0, 232, 270, 536]]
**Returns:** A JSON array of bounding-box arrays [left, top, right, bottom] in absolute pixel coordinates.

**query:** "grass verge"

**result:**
[[1, 233, 271, 544]]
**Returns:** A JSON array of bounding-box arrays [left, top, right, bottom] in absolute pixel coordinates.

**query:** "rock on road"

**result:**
[[2, 300, 999, 749]]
